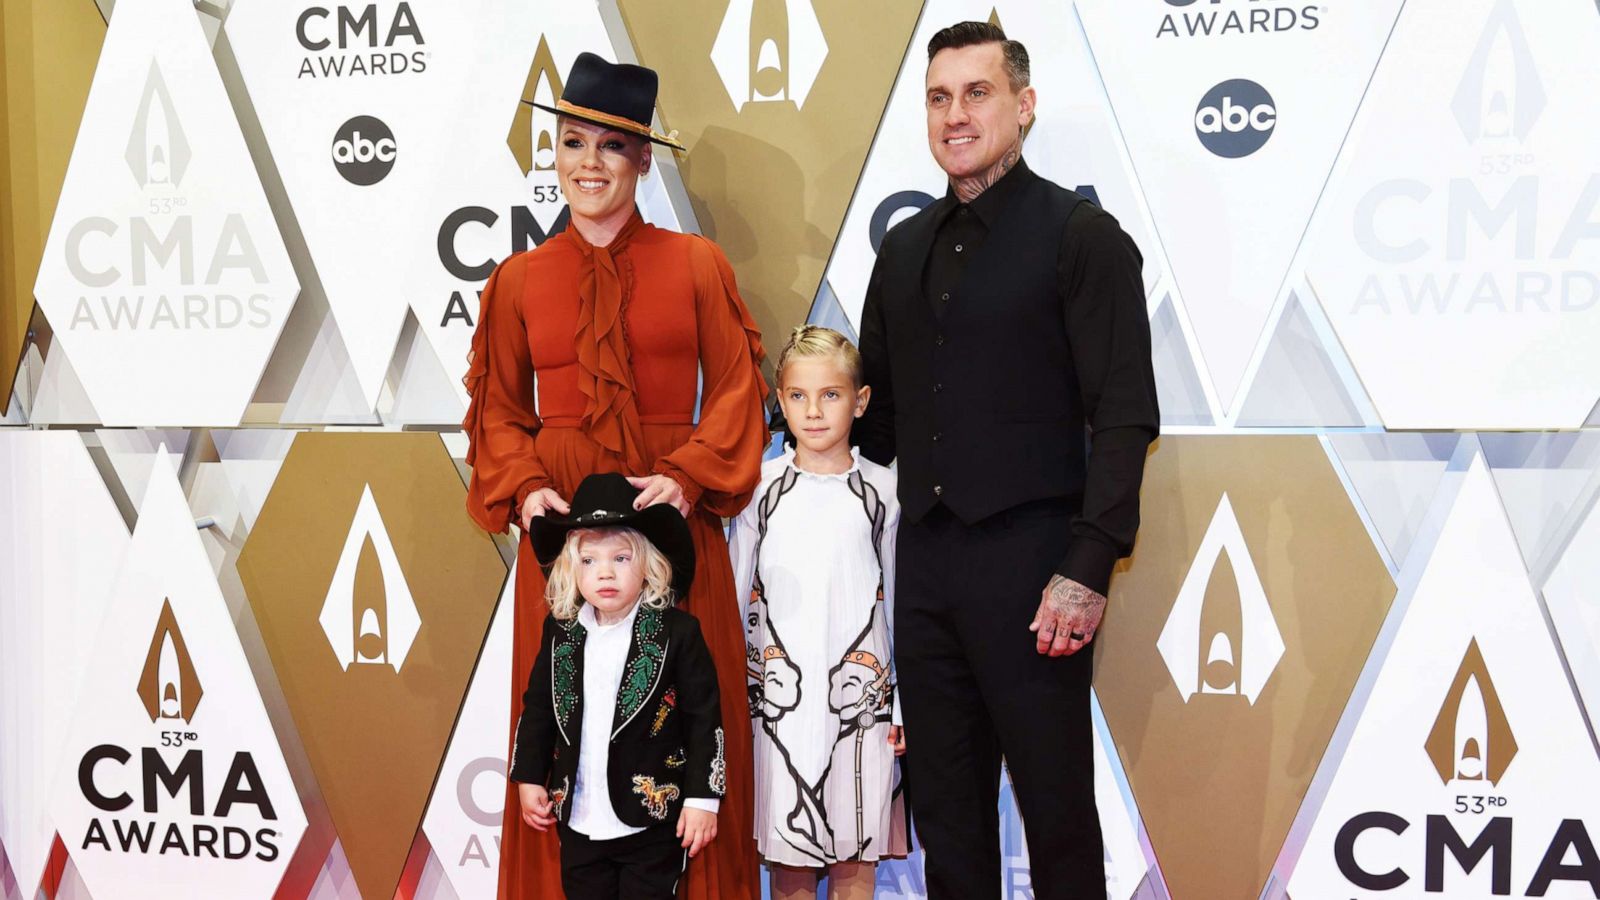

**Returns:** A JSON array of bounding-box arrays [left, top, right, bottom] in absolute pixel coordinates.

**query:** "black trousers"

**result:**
[[895, 501, 1102, 900], [557, 822, 684, 900]]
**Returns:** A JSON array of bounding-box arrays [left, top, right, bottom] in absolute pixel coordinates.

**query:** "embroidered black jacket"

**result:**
[[509, 606, 725, 828]]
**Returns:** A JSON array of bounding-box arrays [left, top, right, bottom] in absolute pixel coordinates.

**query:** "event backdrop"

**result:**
[[3, 0, 1600, 898]]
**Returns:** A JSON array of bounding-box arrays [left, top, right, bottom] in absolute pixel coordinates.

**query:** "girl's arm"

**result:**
[[883, 496, 903, 729], [727, 498, 760, 654]]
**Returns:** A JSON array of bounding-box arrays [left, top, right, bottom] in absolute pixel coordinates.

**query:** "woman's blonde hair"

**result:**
[[544, 526, 676, 621], [775, 325, 863, 389]]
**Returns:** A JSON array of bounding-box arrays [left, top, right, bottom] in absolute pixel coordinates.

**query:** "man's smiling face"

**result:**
[[925, 42, 1033, 180]]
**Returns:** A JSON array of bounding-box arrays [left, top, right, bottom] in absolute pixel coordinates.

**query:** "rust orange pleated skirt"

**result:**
[[496, 426, 760, 900]]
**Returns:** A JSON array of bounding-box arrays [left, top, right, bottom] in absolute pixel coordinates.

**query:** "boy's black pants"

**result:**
[[557, 821, 685, 900]]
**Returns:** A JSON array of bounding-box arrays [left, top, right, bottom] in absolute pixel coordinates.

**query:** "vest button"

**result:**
[[935, 335, 945, 346], [933, 433, 942, 442], [941, 292, 950, 302], [933, 383, 943, 393], [933, 485, 943, 496], [954, 244, 964, 253]]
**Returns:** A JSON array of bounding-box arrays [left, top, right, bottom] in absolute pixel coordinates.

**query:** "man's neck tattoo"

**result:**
[[952, 140, 1021, 204]]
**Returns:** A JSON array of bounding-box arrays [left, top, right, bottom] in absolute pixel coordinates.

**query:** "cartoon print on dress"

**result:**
[[746, 468, 801, 718], [757, 617, 833, 864], [826, 617, 895, 861], [632, 775, 681, 820]]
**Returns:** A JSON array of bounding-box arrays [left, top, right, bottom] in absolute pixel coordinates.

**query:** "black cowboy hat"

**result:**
[[523, 51, 686, 151], [530, 473, 697, 601]]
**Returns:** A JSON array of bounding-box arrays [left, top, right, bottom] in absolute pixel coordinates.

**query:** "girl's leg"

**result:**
[[826, 861, 876, 900], [770, 862, 821, 900]]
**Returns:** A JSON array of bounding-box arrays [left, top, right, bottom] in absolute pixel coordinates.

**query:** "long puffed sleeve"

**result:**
[[462, 254, 555, 534], [651, 237, 771, 517]]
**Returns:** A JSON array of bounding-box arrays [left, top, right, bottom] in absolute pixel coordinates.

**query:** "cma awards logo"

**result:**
[[138, 600, 203, 723], [76, 600, 283, 863], [1156, 493, 1284, 704], [319, 484, 421, 672], [331, 115, 397, 186], [126, 61, 191, 189], [1450, 0, 1545, 144], [1329, 640, 1600, 895], [508, 35, 564, 180], [64, 60, 274, 333], [1348, 0, 1597, 319], [1194, 79, 1277, 158], [1424, 639, 1517, 787], [711, 0, 829, 112], [1158, 0, 1322, 39], [295, 3, 428, 79]]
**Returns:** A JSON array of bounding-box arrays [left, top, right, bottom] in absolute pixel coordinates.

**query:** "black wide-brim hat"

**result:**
[[523, 51, 686, 152], [530, 472, 696, 601]]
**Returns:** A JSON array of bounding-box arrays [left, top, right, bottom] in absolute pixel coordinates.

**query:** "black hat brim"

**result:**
[[525, 101, 686, 151], [529, 502, 697, 602]]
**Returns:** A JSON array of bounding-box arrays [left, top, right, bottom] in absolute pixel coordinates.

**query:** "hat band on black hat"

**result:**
[[546, 98, 686, 152]]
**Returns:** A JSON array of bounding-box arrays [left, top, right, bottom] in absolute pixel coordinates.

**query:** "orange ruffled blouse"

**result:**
[[463, 209, 769, 527]]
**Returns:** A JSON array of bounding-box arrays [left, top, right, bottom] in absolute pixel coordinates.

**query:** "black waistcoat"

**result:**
[[874, 170, 1088, 523]]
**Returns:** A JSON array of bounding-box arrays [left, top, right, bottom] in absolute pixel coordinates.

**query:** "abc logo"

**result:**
[[1194, 79, 1276, 158], [331, 115, 397, 186]]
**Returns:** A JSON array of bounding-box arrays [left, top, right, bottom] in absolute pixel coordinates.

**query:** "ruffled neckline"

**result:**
[[782, 445, 862, 480]]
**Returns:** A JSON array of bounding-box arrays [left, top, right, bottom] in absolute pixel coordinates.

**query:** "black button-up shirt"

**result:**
[[923, 159, 1029, 318], [882, 158, 1157, 595]]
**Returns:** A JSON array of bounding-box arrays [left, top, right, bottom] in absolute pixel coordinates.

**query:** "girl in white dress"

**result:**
[[730, 326, 907, 900]]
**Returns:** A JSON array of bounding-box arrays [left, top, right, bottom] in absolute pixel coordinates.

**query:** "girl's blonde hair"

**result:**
[[775, 325, 863, 389], [544, 526, 676, 621]]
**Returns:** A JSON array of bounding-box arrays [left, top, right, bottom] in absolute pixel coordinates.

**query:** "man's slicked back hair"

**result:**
[[926, 21, 1030, 93]]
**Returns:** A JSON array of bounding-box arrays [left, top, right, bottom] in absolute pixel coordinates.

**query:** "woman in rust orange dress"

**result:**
[[462, 53, 766, 899]]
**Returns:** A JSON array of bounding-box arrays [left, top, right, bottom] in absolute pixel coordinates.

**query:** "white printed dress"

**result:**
[[729, 446, 908, 867]]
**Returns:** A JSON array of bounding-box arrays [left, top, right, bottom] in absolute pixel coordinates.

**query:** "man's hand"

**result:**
[[518, 488, 570, 531], [626, 474, 692, 518], [518, 783, 555, 832], [677, 807, 718, 858], [1029, 575, 1106, 657]]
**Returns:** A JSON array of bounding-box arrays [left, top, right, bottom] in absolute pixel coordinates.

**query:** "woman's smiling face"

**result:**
[[555, 117, 649, 226]]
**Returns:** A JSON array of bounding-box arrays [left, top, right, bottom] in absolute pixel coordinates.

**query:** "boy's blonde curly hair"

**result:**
[[544, 526, 676, 621]]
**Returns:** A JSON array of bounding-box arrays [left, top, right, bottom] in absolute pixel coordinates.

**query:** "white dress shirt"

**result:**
[[567, 602, 719, 840]]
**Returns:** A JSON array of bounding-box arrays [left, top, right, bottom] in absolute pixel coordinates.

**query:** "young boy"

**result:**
[[511, 473, 724, 899]]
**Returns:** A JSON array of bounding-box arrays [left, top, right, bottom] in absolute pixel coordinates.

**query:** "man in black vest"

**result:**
[[856, 21, 1158, 899]]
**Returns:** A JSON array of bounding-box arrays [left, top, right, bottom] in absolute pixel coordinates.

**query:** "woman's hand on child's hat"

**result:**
[[626, 474, 693, 518], [887, 725, 906, 757], [519, 488, 570, 531], [518, 783, 556, 832], [677, 807, 718, 858]]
